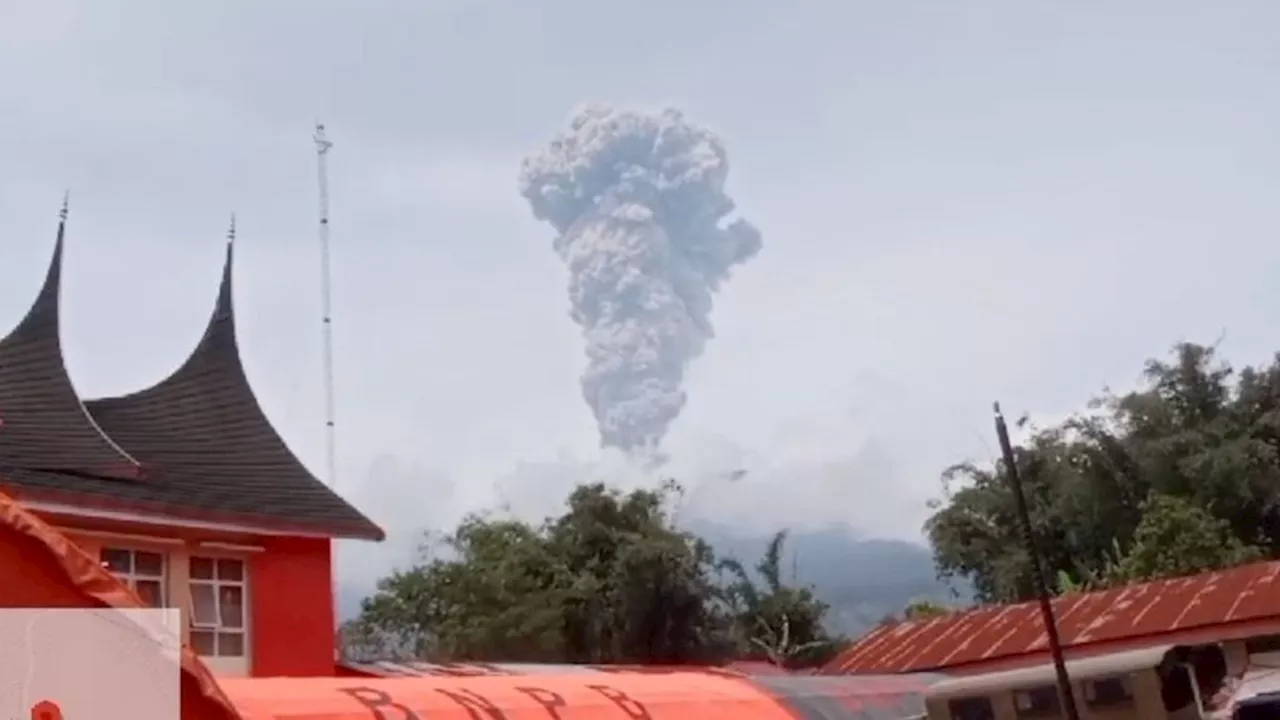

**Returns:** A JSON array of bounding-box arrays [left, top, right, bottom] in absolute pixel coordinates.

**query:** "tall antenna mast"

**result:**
[[314, 123, 338, 490]]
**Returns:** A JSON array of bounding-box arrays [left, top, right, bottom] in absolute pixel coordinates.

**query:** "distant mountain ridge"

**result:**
[[338, 520, 961, 639], [685, 519, 962, 637]]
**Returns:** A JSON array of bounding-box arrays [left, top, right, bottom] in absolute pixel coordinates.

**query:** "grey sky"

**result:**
[[3, 0, 1280, 592]]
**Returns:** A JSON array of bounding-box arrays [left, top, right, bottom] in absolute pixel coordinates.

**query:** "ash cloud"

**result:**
[[518, 104, 762, 457]]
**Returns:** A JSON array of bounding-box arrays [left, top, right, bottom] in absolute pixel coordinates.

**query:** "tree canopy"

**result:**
[[926, 342, 1278, 604], [341, 480, 840, 666]]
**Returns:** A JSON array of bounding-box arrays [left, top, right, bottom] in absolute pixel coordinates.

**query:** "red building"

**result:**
[[0, 207, 384, 677]]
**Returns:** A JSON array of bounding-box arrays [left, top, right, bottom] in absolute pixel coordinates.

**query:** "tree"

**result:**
[[718, 530, 835, 667], [543, 481, 730, 664], [341, 480, 834, 665], [344, 515, 568, 662], [873, 598, 951, 626], [902, 598, 950, 620], [927, 342, 1280, 605], [1107, 493, 1263, 584]]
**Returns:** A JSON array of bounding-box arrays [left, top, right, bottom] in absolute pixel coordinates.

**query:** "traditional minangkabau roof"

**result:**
[[821, 559, 1280, 675], [0, 203, 142, 480], [0, 209, 384, 541]]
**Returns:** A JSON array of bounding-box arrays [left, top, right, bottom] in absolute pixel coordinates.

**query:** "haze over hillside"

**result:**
[[688, 520, 964, 636], [338, 518, 959, 638], [334, 445, 963, 640]]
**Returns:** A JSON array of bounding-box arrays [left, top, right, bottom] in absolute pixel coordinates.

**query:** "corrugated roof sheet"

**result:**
[[824, 559, 1280, 674], [727, 660, 796, 676], [339, 661, 609, 677], [751, 674, 945, 720], [338, 661, 779, 678]]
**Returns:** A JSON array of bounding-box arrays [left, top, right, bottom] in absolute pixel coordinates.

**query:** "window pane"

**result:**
[[949, 697, 995, 720], [219, 586, 244, 629], [134, 580, 165, 608], [134, 551, 164, 578], [1014, 686, 1060, 718], [190, 584, 218, 626], [101, 548, 131, 574], [1087, 677, 1133, 707], [191, 630, 216, 656], [216, 559, 244, 582], [217, 631, 244, 657], [1247, 635, 1280, 655], [190, 557, 215, 580]]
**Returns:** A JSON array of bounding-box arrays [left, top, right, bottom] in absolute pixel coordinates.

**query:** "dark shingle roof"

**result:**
[[0, 215, 384, 541], [0, 214, 143, 480], [82, 240, 383, 540]]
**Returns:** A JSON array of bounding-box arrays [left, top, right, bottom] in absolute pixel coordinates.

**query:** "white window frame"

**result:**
[[1084, 675, 1134, 708], [188, 555, 250, 669], [100, 546, 170, 608], [1013, 685, 1062, 719]]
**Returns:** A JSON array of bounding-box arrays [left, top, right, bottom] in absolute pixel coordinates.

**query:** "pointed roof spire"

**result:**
[[0, 198, 142, 480], [83, 222, 382, 540], [214, 221, 234, 325], [59, 191, 69, 223]]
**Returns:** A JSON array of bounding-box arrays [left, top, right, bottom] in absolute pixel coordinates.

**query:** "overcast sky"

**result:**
[[3, 0, 1280, 592]]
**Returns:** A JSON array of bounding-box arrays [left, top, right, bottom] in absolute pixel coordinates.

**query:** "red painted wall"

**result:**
[[251, 536, 334, 676]]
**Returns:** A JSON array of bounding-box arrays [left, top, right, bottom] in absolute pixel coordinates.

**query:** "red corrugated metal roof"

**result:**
[[823, 559, 1280, 675]]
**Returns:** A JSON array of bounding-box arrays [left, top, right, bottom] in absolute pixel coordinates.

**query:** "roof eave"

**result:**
[[8, 485, 386, 541]]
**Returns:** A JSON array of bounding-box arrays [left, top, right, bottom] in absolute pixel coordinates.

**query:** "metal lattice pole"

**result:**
[[313, 123, 338, 491]]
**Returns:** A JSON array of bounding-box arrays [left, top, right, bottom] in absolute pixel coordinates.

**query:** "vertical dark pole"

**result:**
[[994, 402, 1081, 720]]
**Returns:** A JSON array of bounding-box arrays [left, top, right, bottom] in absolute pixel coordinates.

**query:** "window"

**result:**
[[1085, 676, 1134, 708], [189, 556, 247, 658], [1013, 686, 1061, 718], [100, 548, 167, 608], [948, 696, 994, 720], [1247, 635, 1280, 655]]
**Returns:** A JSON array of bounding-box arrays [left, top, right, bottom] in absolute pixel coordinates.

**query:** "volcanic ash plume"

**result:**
[[519, 104, 762, 456]]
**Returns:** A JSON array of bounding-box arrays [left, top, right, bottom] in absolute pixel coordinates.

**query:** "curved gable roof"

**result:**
[[84, 238, 383, 540], [0, 209, 143, 480]]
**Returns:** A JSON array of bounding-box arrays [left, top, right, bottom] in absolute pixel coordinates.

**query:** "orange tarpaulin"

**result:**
[[0, 489, 243, 720], [219, 673, 802, 720]]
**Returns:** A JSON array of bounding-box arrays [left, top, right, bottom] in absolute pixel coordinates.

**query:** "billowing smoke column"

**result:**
[[519, 104, 762, 457]]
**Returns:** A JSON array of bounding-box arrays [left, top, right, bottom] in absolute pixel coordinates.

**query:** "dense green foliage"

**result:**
[[926, 342, 1278, 603], [341, 481, 841, 666]]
